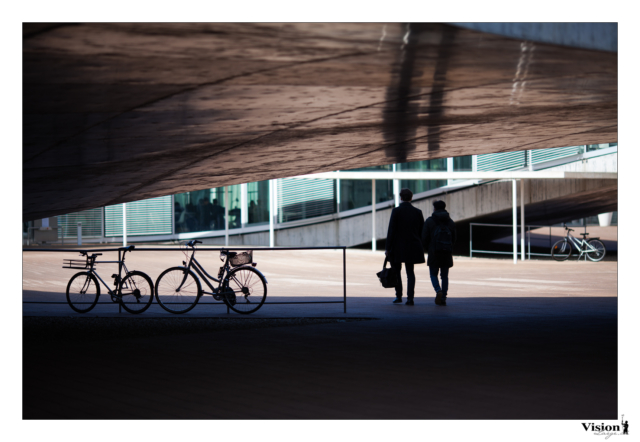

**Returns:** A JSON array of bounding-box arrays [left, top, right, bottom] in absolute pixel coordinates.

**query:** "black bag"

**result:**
[[376, 258, 397, 288], [433, 220, 453, 252]]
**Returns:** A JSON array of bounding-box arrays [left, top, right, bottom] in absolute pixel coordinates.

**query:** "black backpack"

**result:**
[[433, 219, 453, 252]]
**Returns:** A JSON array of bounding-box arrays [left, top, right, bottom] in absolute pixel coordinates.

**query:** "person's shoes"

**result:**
[[405, 299, 414, 306], [440, 297, 447, 306], [435, 291, 443, 305], [392, 297, 403, 304]]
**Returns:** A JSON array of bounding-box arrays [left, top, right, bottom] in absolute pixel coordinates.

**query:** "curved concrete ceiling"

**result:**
[[23, 23, 617, 221]]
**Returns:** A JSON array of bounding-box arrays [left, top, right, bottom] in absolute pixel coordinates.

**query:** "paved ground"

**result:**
[[22, 248, 617, 419]]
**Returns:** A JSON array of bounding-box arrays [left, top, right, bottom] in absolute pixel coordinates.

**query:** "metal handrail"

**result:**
[[23, 246, 348, 313], [469, 223, 583, 260]]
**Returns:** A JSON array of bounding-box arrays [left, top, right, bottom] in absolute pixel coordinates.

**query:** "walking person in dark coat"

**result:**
[[422, 200, 456, 306], [385, 188, 425, 305]]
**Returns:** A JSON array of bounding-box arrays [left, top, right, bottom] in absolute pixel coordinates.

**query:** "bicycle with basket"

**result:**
[[154, 240, 268, 314], [63, 245, 155, 313]]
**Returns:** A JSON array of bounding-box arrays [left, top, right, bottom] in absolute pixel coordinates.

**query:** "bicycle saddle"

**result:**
[[90, 253, 102, 257], [579, 233, 589, 237]]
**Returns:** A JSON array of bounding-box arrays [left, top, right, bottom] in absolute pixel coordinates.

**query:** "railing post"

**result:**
[[469, 223, 472, 258], [343, 247, 347, 313]]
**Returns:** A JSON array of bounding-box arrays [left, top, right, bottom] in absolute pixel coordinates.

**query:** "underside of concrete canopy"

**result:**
[[23, 23, 617, 221]]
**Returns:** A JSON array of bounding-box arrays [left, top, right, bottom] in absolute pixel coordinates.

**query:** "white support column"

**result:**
[[122, 203, 127, 246], [447, 157, 454, 186], [372, 179, 376, 252], [171, 195, 175, 235], [224, 186, 229, 246], [77, 222, 82, 246], [240, 183, 248, 228], [520, 179, 525, 261], [269, 179, 275, 248], [512, 179, 517, 264], [393, 164, 400, 207]]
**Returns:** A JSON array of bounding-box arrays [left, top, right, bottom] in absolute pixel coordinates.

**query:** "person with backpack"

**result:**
[[385, 188, 425, 305], [422, 200, 456, 306]]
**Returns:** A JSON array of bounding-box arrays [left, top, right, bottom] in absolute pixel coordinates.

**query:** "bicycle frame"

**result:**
[[562, 230, 600, 260], [81, 248, 135, 298], [189, 255, 225, 295]]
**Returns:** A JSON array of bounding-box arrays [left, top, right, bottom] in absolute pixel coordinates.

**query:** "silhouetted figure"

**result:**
[[174, 201, 183, 222], [185, 203, 197, 231], [385, 188, 425, 305], [198, 198, 215, 231], [623, 421, 629, 435], [422, 200, 456, 306], [248, 201, 257, 224], [212, 199, 224, 230]]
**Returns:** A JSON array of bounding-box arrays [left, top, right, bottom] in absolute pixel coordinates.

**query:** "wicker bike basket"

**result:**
[[229, 250, 253, 267]]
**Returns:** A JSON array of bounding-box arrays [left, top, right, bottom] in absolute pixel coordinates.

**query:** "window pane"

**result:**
[[339, 179, 393, 211], [453, 155, 472, 171], [247, 180, 270, 225]]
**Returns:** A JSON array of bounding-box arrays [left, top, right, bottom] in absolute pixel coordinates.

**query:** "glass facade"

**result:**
[[38, 143, 615, 245], [339, 180, 393, 211], [398, 159, 447, 195], [247, 180, 270, 225], [453, 155, 472, 171], [174, 185, 241, 233]]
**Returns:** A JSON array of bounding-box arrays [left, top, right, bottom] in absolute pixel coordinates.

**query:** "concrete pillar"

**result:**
[[372, 179, 376, 251], [512, 179, 517, 264], [598, 212, 613, 227]]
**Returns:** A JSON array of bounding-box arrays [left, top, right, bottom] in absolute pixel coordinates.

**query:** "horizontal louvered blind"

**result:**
[[277, 178, 336, 223], [477, 151, 527, 171], [530, 145, 582, 164], [105, 196, 172, 236], [57, 208, 103, 238]]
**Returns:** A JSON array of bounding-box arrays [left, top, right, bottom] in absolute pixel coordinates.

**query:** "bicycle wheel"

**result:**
[[66, 272, 100, 313], [120, 271, 154, 314], [551, 240, 572, 261], [586, 239, 606, 262], [155, 267, 202, 314], [223, 266, 267, 314]]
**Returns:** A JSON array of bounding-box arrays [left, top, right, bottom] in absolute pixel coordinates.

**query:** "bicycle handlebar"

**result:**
[[186, 240, 202, 247]]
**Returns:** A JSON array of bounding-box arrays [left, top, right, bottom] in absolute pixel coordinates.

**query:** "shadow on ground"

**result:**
[[23, 297, 617, 419]]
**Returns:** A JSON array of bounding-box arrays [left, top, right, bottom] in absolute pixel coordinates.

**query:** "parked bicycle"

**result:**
[[63, 245, 154, 313], [154, 240, 268, 314], [551, 225, 606, 262]]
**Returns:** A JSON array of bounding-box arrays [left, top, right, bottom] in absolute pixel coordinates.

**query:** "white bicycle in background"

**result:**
[[551, 224, 606, 262]]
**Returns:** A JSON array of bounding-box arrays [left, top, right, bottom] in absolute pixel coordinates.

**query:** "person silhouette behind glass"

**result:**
[[623, 421, 629, 435], [211, 199, 224, 230]]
